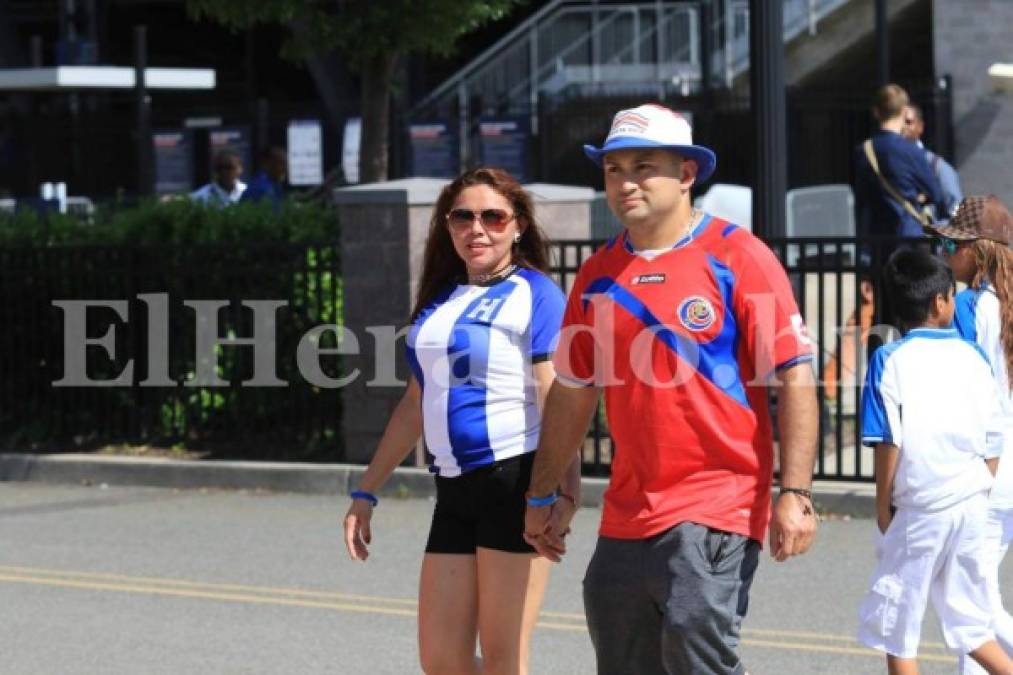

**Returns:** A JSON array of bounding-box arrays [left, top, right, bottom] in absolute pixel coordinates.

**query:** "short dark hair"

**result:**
[[212, 150, 241, 172], [883, 248, 955, 329], [260, 146, 286, 164]]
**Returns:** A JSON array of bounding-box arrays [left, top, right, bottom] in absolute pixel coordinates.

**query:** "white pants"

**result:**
[[858, 492, 994, 658], [958, 505, 1013, 674]]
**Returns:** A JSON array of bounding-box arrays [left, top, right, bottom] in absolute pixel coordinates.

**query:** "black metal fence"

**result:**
[[0, 242, 344, 461], [549, 235, 928, 482], [1, 233, 928, 479]]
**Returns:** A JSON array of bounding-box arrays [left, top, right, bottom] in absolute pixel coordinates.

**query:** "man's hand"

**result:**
[[524, 502, 571, 563], [768, 492, 817, 562]]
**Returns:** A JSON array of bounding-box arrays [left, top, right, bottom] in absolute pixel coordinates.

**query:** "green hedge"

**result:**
[[0, 198, 339, 247], [0, 199, 346, 461]]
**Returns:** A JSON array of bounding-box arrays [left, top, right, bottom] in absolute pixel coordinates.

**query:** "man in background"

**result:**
[[903, 103, 963, 219], [853, 83, 946, 239], [190, 150, 246, 207], [240, 146, 287, 210]]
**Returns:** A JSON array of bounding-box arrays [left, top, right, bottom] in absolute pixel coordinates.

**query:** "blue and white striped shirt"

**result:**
[[953, 283, 1013, 506], [407, 267, 565, 477]]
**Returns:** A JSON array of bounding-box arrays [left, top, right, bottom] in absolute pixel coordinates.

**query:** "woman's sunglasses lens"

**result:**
[[480, 210, 510, 228], [448, 209, 475, 228], [448, 209, 511, 230]]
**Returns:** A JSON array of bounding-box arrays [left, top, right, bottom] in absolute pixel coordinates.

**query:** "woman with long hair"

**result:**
[[928, 195, 1013, 675], [343, 167, 580, 675]]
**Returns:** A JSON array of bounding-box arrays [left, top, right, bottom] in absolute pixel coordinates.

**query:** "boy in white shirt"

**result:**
[[858, 248, 1011, 674]]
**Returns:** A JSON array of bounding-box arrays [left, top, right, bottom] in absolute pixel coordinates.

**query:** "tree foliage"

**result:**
[[186, 0, 526, 182], [185, 0, 525, 69]]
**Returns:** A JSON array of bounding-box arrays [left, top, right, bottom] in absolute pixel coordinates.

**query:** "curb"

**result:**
[[0, 453, 874, 516]]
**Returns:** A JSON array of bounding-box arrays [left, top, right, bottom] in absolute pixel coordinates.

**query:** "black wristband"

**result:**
[[779, 487, 813, 501]]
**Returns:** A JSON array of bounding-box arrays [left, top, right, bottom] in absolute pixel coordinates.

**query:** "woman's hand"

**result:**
[[525, 494, 579, 563], [344, 499, 374, 561]]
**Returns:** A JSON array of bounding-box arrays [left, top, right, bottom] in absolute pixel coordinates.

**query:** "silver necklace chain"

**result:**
[[683, 207, 703, 242], [468, 262, 516, 285]]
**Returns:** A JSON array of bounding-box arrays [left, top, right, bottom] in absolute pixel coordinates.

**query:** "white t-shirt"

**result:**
[[190, 180, 247, 207], [406, 268, 565, 477], [862, 328, 1001, 511], [954, 284, 1013, 506]]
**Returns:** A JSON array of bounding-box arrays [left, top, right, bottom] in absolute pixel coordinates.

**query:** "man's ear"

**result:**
[[680, 159, 699, 192]]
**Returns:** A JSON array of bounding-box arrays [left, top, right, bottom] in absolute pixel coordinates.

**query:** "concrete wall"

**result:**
[[934, 0, 1013, 205]]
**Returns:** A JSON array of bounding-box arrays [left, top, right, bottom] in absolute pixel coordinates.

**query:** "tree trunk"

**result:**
[[358, 52, 398, 184]]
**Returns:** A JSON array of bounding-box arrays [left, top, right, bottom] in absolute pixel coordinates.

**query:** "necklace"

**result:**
[[467, 262, 516, 285], [681, 207, 703, 242]]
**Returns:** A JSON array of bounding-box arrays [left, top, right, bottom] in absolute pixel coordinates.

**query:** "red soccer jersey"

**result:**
[[554, 215, 813, 542]]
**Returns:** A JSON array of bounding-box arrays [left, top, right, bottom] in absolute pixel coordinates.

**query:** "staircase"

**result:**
[[411, 0, 860, 121], [412, 1, 701, 120]]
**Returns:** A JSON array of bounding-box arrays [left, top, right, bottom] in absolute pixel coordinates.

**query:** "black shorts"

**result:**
[[425, 452, 536, 555]]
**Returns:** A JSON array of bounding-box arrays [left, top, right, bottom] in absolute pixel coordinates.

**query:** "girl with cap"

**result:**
[[927, 194, 1013, 675]]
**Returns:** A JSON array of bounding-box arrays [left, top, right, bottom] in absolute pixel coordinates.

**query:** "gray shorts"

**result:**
[[583, 521, 760, 675]]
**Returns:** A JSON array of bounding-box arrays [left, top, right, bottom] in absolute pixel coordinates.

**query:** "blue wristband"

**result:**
[[350, 490, 378, 507], [525, 491, 558, 507]]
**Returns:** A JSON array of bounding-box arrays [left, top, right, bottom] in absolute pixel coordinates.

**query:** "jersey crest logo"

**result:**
[[677, 296, 715, 331], [465, 298, 503, 322]]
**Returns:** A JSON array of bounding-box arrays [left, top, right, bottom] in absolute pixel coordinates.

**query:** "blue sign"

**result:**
[[152, 129, 194, 194], [409, 122, 458, 178], [477, 117, 528, 182]]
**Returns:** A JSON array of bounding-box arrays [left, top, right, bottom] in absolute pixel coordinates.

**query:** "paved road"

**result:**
[[0, 482, 1005, 674]]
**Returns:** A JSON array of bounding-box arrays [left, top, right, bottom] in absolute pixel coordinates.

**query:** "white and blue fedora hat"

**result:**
[[583, 104, 717, 182]]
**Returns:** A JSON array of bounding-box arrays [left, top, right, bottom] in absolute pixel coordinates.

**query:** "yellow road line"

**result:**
[[0, 564, 418, 606], [0, 565, 954, 662], [741, 627, 948, 651], [741, 638, 956, 664], [0, 573, 419, 617]]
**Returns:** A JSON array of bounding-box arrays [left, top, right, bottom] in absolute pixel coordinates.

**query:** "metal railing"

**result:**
[[549, 234, 927, 481], [715, 0, 852, 86], [414, 0, 859, 118], [0, 242, 344, 461], [411, 1, 700, 133]]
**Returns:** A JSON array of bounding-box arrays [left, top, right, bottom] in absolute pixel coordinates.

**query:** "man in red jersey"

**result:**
[[523, 104, 819, 675]]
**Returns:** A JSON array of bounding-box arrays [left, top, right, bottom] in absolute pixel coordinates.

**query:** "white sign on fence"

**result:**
[[342, 117, 361, 184], [287, 119, 324, 186]]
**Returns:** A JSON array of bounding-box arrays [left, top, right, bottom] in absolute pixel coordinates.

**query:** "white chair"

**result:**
[[66, 196, 96, 220], [785, 184, 855, 238], [0, 198, 15, 214], [694, 183, 752, 230]]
